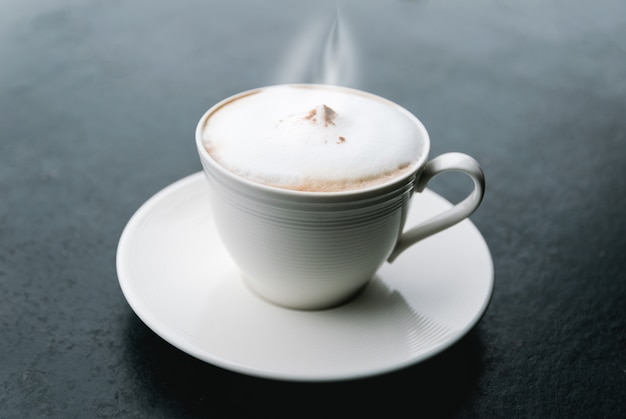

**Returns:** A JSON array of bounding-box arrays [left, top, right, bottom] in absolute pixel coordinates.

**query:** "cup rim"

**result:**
[[195, 83, 431, 199]]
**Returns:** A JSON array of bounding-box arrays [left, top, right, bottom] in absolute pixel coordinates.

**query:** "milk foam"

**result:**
[[202, 85, 425, 191]]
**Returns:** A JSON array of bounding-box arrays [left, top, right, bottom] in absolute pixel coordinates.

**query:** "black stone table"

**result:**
[[2, 0, 624, 416]]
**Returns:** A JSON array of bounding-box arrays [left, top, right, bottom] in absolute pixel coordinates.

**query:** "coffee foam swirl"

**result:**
[[202, 85, 425, 192]]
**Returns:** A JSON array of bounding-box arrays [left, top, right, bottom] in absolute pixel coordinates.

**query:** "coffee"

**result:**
[[201, 84, 425, 192]]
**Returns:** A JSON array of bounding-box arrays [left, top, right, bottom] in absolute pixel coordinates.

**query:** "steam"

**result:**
[[274, 10, 360, 87]]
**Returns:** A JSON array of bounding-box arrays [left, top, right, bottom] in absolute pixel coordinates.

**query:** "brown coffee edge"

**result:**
[[262, 163, 416, 193], [201, 89, 262, 131]]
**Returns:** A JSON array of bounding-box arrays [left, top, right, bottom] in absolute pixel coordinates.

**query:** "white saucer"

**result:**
[[117, 172, 493, 381]]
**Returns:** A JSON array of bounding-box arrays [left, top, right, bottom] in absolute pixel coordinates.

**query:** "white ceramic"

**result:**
[[196, 84, 485, 310], [117, 173, 493, 381]]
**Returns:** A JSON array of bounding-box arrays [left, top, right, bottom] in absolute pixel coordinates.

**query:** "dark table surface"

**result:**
[[2, 0, 625, 417]]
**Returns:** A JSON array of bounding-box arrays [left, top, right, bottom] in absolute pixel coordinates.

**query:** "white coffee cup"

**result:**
[[196, 84, 485, 310]]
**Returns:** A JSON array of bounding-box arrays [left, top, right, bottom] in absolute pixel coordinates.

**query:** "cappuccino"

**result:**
[[201, 85, 426, 192], [195, 84, 485, 309]]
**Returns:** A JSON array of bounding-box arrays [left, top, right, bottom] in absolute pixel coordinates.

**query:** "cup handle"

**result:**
[[388, 152, 485, 263]]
